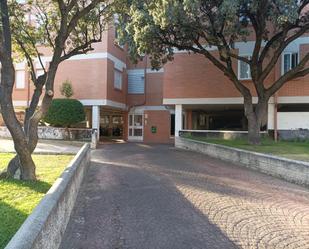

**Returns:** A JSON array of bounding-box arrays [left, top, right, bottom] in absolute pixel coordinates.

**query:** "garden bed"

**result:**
[[0, 154, 74, 249], [182, 134, 309, 162]]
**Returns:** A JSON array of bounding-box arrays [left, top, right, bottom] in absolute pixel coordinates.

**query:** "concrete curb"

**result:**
[[5, 143, 91, 249], [176, 137, 309, 187]]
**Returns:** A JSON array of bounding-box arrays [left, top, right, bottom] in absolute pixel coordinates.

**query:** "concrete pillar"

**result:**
[[175, 104, 183, 137], [92, 105, 100, 140]]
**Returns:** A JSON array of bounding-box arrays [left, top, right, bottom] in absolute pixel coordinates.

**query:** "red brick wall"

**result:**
[[54, 59, 108, 100], [144, 110, 172, 144], [163, 45, 309, 99], [163, 52, 256, 99], [279, 44, 309, 96], [126, 72, 164, 107]]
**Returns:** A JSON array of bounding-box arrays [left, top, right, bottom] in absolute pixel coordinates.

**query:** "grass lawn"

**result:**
[[184, 135, 309, 162], [0, 153, 74, 249]]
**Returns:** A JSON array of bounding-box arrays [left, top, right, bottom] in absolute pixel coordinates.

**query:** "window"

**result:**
[[238, 56, 251, 80], [283, 52, 298, 74], [128, 70, 145, 94], [100, 116, 110, 125], [199, 114, 207, 126], [15, 70, 25, 89], [112, 116, 123, 124], [114, 69, 122, 90]]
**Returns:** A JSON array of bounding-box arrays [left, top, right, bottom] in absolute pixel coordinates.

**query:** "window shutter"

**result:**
[[128, 71, 145, 94]]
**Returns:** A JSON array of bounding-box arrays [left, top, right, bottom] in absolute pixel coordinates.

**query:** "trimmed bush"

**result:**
[[43, 99, 85, 127]]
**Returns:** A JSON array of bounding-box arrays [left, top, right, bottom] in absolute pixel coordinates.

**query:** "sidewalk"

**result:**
[[0, 138, 83, 154]]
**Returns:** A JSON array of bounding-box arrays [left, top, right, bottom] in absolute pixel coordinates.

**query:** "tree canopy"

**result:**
[[10, 0, 108, 81], [117, 0, 309, 144], [0, 0, 112, 180]]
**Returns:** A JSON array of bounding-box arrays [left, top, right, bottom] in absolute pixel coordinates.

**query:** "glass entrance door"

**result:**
[[128, 114, 143, 141]]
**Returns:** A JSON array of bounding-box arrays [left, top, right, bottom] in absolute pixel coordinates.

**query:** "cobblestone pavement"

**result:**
[[60, 143, 309, 249]]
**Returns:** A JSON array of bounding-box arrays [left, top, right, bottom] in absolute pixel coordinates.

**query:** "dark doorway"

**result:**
[[100, 113, 124, 139], [170, 114, 175, 136]]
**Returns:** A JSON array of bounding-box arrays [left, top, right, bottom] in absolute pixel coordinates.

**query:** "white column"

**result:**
[[175, 104, 183, 137], [92, 105, 100, 140], [267, 102, 275, 130]]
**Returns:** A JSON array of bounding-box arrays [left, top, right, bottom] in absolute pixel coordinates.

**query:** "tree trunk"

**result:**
[[3, 76, 46, 179], [0, 65, 56, 180], [0, 69, 36, 180], [247, 112, 261, 145], [16, 147, 36, 180], [244, 96, 268, 145], [0, 135, 37, 180]]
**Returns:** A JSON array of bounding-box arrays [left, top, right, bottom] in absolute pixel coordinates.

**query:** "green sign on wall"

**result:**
[[151, 126, 157, 134]]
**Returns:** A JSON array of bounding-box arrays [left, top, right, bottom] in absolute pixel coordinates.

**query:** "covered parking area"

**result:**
[[165, 98, 268, 137], [183, 104, 247, 131]]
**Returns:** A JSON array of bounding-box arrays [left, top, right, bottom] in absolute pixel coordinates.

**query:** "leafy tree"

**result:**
[[60, 80, 74, 98], [0, 0, 112, 180], [118, 0, 309, 145], [44, 99, 85, 128]]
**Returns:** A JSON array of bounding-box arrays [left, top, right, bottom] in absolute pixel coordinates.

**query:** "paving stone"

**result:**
[[60, 143, 309, 249]]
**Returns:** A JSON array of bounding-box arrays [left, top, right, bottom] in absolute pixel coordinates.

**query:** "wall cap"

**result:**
[[5, 143, 90, 249]]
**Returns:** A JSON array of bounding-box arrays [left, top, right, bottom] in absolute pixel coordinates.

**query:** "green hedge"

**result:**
[[43, 99, 85, 127]]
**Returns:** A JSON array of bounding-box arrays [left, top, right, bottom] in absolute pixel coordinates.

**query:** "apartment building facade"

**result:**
[[6, 23, 309, 143], [165, 37, 309, 141]]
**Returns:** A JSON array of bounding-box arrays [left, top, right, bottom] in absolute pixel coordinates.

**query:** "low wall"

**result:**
[[5, 144, 91, 249], [278, 129, 309, 141], [176, 137, 309, 187], [0, 126, 91, 141], [180, 130, 268, 140]]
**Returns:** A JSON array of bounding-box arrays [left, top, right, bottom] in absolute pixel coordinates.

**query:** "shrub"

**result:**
[[43, 99, 85, 128], [60, 80, 74, 98]]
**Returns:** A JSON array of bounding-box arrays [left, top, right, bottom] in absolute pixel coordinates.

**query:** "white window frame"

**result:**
[[281, 51, 299, 75], [15, 70, 26, 89], [114, 69, 123, 90], [238, 55, 251, 80]]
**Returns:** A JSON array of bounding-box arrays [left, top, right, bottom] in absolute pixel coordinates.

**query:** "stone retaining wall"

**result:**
[[278, 129, 309, 141], [0, 126, 91, 141], [176, 137, 309, 187], [179, 130, 268, 140], [5, 144, 91, 249]]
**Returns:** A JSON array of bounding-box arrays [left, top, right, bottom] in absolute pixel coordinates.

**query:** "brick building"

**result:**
[[7, 22, 309, 143]]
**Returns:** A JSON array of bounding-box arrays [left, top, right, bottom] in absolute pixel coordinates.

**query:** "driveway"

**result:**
[[60, 143, 309, 249]]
